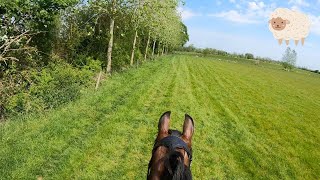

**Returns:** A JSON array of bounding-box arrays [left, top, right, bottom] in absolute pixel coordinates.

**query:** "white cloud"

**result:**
[[309, 15, 320, 36], [289, 0, 310, 7], [209, 10, 259, 24], [209, 1, 275, 24], [248, 1, 265, 11], [177, 7, 201, 20], [291, 5, 301, 11]]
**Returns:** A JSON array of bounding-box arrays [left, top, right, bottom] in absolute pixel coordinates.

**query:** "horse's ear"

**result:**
[[183, 114, 194, 141], [158, 111, 171, 134]]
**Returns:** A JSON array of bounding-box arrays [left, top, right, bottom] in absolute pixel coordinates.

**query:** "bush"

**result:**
[[112, 44, 130, 70], [1, 58, 99, 118], [83, 57, 102, 72], [6, 92, 44, 115], [281, 62, 294, 71], [202, 48, 211, 57], [30, 62, 93, 109], [245, 53, 254, 59], [0, 68, 34, 117], [134, 49, 143, 66]]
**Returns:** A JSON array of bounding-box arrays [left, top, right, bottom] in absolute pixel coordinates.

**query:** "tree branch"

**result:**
[[0, 31, 46, 62]]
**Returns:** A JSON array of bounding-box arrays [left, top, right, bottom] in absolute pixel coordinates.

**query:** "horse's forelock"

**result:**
[[163, 150, 192, 180]]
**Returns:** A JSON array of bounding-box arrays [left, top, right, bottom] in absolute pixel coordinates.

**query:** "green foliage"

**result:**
[[245, 53, 254, 59], [180, 22, 189, 46], [202, 48, 211, 56], [2, 60, 96, 117], [6, 92, 43, 115], [83, 57, 102, 72], [282, 47, 297, 71], [112, 44, 130, 70], [134, 49, 143, 64], [179, 46, 276, 63], [281, 61, 294, 71], [0, 67, 34, 116], [1, 0, 188, 118], [70, 54, 102, 71], [30, 62, 92, 109], [180, 44, 198, 52], [0, 0, 79, 55]]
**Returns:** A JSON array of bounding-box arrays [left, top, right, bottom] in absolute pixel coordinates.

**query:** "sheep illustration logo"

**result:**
[[268, 8, 311, 46]]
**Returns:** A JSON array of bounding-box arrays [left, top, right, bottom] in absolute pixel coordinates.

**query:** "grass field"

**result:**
[[1, 54, 320, 179]]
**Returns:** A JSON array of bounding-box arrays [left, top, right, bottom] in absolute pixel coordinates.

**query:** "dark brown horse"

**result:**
[[147, 111, 194, 180]]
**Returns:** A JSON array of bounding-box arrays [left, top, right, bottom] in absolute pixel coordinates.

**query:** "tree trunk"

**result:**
[[157, 42, 161, 57], [130, 30, 138, 66], [106, 18, 114, 74], [161, 44, 165, 55], [106, 0, 116, 74], [69, 23, 72, 40], [152, 40, 156, 57], [144, 31, 150, 61]]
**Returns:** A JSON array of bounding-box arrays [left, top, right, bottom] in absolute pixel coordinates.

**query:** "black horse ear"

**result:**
[[158, 111, 171, 134], [183, 114, 194, 141]]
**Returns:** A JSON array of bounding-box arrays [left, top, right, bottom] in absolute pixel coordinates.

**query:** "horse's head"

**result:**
[[147, 111, 194, 180]]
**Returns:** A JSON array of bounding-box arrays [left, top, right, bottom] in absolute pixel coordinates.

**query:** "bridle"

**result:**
[[147, 134, 193, 176]]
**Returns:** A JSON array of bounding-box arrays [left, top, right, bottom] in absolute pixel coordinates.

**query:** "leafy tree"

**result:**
[[2, 0, 78, 53], [202, 48, 211, 57], [282, 47, 297, 71], [0, 0, 189, 118], [245, 53, 254, 59]]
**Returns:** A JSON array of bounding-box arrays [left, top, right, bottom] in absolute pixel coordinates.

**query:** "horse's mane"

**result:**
[[163, 150, 192, 180]]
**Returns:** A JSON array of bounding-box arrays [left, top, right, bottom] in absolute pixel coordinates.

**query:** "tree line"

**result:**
[[0, 0, 188, 119], [179, 44, 273, 62], [180, 45, 320, 74]]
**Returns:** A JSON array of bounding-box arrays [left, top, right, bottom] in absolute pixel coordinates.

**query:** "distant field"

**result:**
[[1, 54, 319, 179]]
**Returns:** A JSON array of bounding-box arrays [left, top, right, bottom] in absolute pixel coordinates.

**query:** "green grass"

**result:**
[[1, 54, 320, 179]]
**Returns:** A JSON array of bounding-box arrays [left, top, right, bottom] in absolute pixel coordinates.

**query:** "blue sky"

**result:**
[[179, 0, 320, 70]]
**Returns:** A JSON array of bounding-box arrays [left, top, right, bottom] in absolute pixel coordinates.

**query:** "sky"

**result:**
[[179, 0, 320, 70]]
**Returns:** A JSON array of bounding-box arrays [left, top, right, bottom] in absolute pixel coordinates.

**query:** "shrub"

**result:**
[[83, 57, 102, 72], [281, 62, 294, 71], [1, 58, 98, 118], [134, 49, 143, 66], [202, 48, 211, 57], [30, 62, 93, 109], [0, 68, 34, 117], [112, 43, 130, 70], [245, 53, 254, 59]]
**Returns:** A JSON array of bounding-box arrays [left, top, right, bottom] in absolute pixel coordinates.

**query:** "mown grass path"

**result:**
[[1, 55, 319, 179]]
